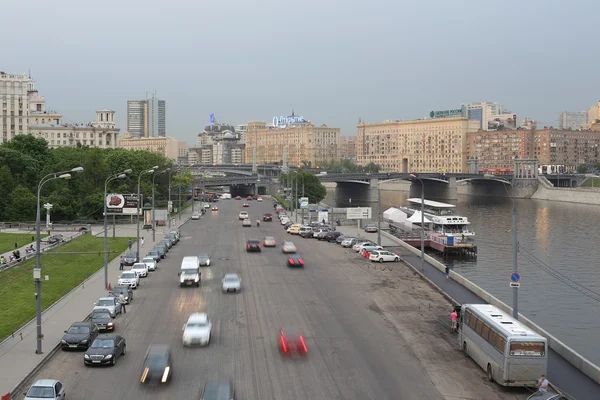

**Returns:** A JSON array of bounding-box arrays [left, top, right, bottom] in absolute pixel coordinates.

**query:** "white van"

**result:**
[[179, 256, 201, 287]]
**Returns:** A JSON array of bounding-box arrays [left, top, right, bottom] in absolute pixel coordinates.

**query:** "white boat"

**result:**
[[400, 198, 475, 238]]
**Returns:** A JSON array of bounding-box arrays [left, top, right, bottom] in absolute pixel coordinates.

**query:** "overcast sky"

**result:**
[[2, 0, 598, 145]]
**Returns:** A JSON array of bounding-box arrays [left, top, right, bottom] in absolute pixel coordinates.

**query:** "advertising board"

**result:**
[[106, 194, 140, 215], [346, 207, 372, 220], [487, 113, 517, 131]]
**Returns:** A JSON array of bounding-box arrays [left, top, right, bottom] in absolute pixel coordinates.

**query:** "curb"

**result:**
[[398, 257, 460, 308]]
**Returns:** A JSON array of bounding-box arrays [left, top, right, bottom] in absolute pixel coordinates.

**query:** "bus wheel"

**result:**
[[487, 364, 493, 382]]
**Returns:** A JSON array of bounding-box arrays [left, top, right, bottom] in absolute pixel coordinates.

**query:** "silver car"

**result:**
[[24, 379, 65, 400], [198, 253, 211, 266], [222, 273, 242, 292], [93, 297, 122, 318]]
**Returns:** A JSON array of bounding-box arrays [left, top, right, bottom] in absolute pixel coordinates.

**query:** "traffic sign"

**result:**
[[510, 282, 520, 288], [510, 272, 520, 283]]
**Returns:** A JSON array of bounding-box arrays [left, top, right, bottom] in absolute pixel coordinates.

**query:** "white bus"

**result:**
[[458, 304, 548, 387]]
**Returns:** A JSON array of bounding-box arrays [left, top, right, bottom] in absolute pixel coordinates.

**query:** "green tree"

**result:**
[[577, 164, 589, 173], [8, 185, 37, 221], [0, 165, 15, 219], [281, 171, 327, 204]]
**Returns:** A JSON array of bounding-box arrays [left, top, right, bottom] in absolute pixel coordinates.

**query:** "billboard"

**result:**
[[430, 109, 463, 119], [487, 113, 517, 131], [106, 193, 141, 215], [346, 207, 372, 220]]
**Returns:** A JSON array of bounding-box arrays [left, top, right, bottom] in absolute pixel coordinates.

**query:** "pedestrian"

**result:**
[[450, 309, 458, 333], [322, 219, 325, 224], [141, 237, 145, 247], [119, 256, 124, 270], [14, 241, 17, 249], [445, 265, 450, 279], [31, 235, 34, 242], [16, 250, 21, 261], [118, 293, 127, 313], [0, 255, 5, 264], [536, 375, 549, 393], [128, 239, 132, 250]]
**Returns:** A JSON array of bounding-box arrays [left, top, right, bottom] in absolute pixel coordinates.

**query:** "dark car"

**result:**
[[153, 245, 166, 259], [141, 345, 172, 384], [325, 231, 343, 243], [263, 213, 273, 221], [84, 334, 126, 366], [109, 285, 133, 304], [287, 255, 304, 268], [165, 233, 178, 245], [147, 250, 161, 263], [335, 234, 347, 244], [160, 239, 173, 250], [123, 252, 138, 266], [201, 378, 235, 400], [198, 253, 211, 266], [90, 309, 115, 332], [61, 322, 99, 350], [246, 240, 261, 252]]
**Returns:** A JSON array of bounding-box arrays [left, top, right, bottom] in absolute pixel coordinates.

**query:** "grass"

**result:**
[[0, 234, 131, 342], [0, 233, 49, 255], [580, 177, 600, 187]]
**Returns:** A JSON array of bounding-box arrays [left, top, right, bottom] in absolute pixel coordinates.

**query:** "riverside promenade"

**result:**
[[0, 207, 194, 397]]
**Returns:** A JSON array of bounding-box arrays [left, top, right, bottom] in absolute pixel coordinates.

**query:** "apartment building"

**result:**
[[126, 94, 166, 137], [356, 117, 479, 173], [558, 111, 587, 130], [339, 135, 357, 159], [0, 72, 35, 142], [119, 132, 186, 160], [245, 121, 340, 167]]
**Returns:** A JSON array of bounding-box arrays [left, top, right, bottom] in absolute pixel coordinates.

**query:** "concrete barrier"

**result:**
[[381, 230, 600, 385]]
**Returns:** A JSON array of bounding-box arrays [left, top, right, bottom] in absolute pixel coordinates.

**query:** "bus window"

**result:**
[[475, 319, 484, 336], [509, 341, 545, 357], [489, 330, 498, 350], [481, 323, 491, 342], [495, 335, 507, 353]]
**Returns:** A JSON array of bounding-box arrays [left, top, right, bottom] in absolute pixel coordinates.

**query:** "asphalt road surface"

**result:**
[[19, 199, 455, 399]]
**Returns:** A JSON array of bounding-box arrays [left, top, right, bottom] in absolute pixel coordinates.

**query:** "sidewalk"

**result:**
[[0, 208, 194, 396]]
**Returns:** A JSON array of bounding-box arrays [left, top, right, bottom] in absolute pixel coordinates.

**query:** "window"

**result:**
[[495, 335, 507, 353], [509, 341, 545, 357]]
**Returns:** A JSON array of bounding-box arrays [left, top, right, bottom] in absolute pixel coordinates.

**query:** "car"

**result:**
[[281, 217, 291, 225], [178, 268, 201, 287], [263, 236, 276, 247], [153, 244, 167, 258], [357, 243, 384, 253], [84, 334, 126, 366], [263, 213, 273, 221], [132, 263, 149, 278], [222, 273, 241, 292], [369, 250, 400, 263], [142, 256, 157, 271], [281, 241, 297, 253], [123, 251, 138, 266], [246, 196, 253, 201], [140, 345, 173, 384], [203, 203, 211, 209], [198, 253, 211, 266], [166, 231, 179, 244], [287, 254, 305, 267], [146, 250, 161, 263], [242, 203, 249, 207], [324, 231, 343, 242], [335, 234, 347, 244], [246, 239, 261, 252], [93, 297, 122, 317], [299, 226, 314, 238], [182, 313, 212, 346], [352, 241, 374, 252], [238, 211, 249, 220], [201, 378, 235, 400], [61, 322, 99, 350], [364, 223, 379, 232], [314, 229, 332, 240], [109, 285, 134, 304], [235, 196, 242, 200], [277, 328, 307, 356], [192, 213, 201, 220], [242, 218, 252, 227], [23, 379, 65, 400], [47, 234, 65, 244], [288, 224, 302, 234], [118, 271, 139, 289], [90, 309, 115, 332], [211, 206, 218, 211], [257, 197, 263, 202], [526, 392, 573, 400], [160, 238, 173, 250]]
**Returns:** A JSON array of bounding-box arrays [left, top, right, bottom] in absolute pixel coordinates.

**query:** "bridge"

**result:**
[[315, 172, 513, 185], [189, 163, 321, 177]]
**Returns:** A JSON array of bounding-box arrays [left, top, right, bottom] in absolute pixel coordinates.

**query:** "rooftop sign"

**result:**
[[273, 114, 307, 127], [430, 109, 463, 119]]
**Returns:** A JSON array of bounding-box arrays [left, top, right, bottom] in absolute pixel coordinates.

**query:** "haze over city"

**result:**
[[2, 0, 599, 144]]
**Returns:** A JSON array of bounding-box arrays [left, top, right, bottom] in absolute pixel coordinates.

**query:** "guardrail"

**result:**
[[0, 223, 92, 233]]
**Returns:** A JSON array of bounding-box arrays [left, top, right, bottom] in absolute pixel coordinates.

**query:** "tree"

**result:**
[[172, 169, 195, 201], [577, 164, 589, 174], [0, 165, 15, 219], [8, 185, 37, 221], [281, 171, 327, 204]]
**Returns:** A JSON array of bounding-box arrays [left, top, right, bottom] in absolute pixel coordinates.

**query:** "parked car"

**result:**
[[123, 252, 138, 266], [93, 297, 123, 318], [23, 379, 65, 400], [369, 250, 400, 263], [109, 285, 134, 304], [84, 334, 126, 366], [61, 322, 99, 350], [364, 223, 378, 233]]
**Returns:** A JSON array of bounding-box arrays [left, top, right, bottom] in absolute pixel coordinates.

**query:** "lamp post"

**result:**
[[410, 173, 425, 272], [103, 169, 132, 290], [294, 172, 298, 223], [137, 166, 158, 258], [151, 169, 169, 243], [301, 174, 305, 225], [485, 174, 519, 319], [35, 166, 84, 354], [376, 184, 381, 246]]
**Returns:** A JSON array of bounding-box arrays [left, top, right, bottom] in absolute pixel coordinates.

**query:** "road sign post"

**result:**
[[346, 207, 372, 236], [510, 272, 520, 289]]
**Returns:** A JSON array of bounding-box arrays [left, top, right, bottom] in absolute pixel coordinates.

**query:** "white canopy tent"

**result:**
[[383, 207, 407, 224], [407, 210, 432, 224]]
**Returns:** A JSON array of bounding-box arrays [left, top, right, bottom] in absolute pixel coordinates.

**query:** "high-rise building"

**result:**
[[461, 101, 516, 131], [126, 94, 166, 137], [558, 111, 587, 130], [0, 71, 35, 142], [339, 135, 357, 160]]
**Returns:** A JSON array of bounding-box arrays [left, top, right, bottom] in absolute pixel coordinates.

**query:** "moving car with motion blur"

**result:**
[[198, 253, 211, 266], [263, 213, 273, 221], [109, 285, 133, 304], [277, 328, 307, 356], [246, 196, 253, 201], [242, 218, 252, 227], [238, 211, 249, 220], [257, 197, 263, 202], [179, 257, 201, 287], [84, 334, 126, 366], [182, 313, 212, 346], [281, 241, 297, 253], [246, 240, 261, 252], [23, 379, 65, 400], [526, 392, 573, 400], [192, 212, 201, 220], [61, 321, 99, 350], [287, 254, 305, 268], [140, 345, 173, 384], [263, 236, 276, 247], [211, 205, 218, 211], [242, 203, 250, 207], [235, 196, 242, 200], [222, 273, 241, 292], [201, 378, 235, 400]]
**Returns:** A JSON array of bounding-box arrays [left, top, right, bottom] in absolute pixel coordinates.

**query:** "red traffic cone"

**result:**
[[107, 282, 112, 291]]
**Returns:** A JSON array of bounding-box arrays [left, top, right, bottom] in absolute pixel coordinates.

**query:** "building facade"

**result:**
[[558, 111, 587, 130], [192, 122, 245, 165], [339, 135, 357, 160], [461, 101, 517, 131], [0, 72, 36, 142], [126, 95, 166, 137], [245, 120, 340, 167], [119, 132, 186, 160], [356, 117, 479, 173]]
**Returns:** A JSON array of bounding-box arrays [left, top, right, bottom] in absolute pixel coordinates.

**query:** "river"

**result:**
[[324, 188, 600, 367]]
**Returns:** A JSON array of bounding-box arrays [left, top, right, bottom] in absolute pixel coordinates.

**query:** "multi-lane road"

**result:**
[[19, 198, 527, 399]]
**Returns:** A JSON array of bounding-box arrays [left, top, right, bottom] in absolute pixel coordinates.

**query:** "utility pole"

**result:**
[[377, 184, 381, 245], [295, 175, 298, 223], [301, 175, 305, 225], [512, 204, 519, 319]]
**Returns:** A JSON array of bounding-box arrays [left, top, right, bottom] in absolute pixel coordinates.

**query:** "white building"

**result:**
[[236, 124, 247, 144], [461, 101, 515, 131], [0, 71, 35, 142], [126, 94, 166, 137], [558, 111, 587, 130]]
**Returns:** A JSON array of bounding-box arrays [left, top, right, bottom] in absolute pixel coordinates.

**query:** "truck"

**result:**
[[220, 193, 232, 199]]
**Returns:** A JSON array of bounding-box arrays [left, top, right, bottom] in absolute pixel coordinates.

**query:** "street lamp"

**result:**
[[35, 166, 84, 354], [410, 173, 425, 272], [137, 166, 158, 258], [152, 169, 169, 242], [103, 169, 132, 290], [485, 173, 519, 319]]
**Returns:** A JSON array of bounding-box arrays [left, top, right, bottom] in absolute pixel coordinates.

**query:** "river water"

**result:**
[[325, 188, 600, 367]]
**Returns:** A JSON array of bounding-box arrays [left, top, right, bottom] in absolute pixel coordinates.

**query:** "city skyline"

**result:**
[[2, 0, 599, 145]]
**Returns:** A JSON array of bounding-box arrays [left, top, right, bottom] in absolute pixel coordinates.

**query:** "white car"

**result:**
[[357, 243, 384, 253], [281, 241, 297, 253], [222, 273, 241, 292], [281, 218, 290, 225], [191, 213, 201, 220], [242, 218, 252, 227], [131, 263, 149, 278], [352, 241, 374, 252], [142, 256, 157, 271], [117, 271, 139, 289], [203, 203, 211, 209], [257, 197, 263, 202], [182, 313, 212, 346], [238, 211, 249, 220], [24, 379, 65, 400], [369, 250, 400, 263]]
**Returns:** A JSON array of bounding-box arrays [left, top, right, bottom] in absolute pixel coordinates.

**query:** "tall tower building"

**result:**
[[0, 71, 35, 142], [558, 111, 587, 130], [126, 94, 166, 137]]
